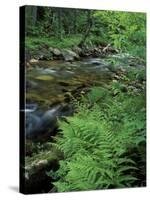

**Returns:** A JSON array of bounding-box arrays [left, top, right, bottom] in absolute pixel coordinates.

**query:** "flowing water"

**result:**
[[25, 57, 115, 140], [25, 54, 143, 140]]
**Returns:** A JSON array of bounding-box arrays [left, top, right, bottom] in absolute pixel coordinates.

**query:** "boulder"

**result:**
[[53, 48, 62, 56], [24, 147, 61, 194], [72, 46, 82, 55], [25, 151, 56, 178], [48, 47, 62, 58], [62, 49, 79, 61], [29, 58, 39, 64], [49, 47, 54, 52]]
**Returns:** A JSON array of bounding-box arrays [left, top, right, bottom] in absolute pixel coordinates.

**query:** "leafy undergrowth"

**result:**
[[48, 68, 146, 192], [25, 35, 82, 50]]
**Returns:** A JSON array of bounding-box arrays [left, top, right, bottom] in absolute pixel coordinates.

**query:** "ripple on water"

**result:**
[[26, 58, 113, 111]]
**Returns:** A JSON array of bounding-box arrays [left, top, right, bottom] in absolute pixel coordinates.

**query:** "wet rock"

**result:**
[[35, 75, 54, 81]]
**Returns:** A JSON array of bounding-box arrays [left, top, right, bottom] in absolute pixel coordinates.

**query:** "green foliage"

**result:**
[[25, 6, 146, 59], [49, 82, 146, 192], [25, 35, 82, 50], [93, 11, 146, 58], [127, 67, 146, 82], [87, 86, 109, 104]]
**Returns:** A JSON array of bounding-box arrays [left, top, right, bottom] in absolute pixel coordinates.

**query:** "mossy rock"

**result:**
[[26, 140, 52, 156], [24, 145, 62, 194], [25, 145, 62, 178], [35, 75, 54, 81]]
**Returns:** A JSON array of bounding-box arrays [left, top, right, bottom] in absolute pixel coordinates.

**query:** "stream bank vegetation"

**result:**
[[48, 67, 146, 191], [25, 7, 146, 60], [24, 6, 146, 193]]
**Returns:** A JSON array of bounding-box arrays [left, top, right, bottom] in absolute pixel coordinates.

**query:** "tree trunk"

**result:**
[[57, 8, 63, 40], [78, 10, 93, 48]]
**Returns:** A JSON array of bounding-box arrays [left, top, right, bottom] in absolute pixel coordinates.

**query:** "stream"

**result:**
[[25, 57, 115, 141]]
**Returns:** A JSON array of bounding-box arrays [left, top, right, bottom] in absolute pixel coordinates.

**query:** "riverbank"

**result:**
[[25, 36, 119, 65]]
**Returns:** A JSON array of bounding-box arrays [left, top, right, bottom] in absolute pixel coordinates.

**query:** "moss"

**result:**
[[35, 75, 54, 81], [25, 151, 57, 165], [25, 144, 62, 180]]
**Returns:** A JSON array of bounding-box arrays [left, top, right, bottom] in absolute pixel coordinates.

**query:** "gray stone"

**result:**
[[24, 148, 60, 194], [62, 49, 79, 61], [29, 58, 39, 64], [53, 48, 62, 56]]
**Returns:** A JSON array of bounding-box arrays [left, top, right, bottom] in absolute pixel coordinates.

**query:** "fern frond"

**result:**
[[50, 85, 146, 192]]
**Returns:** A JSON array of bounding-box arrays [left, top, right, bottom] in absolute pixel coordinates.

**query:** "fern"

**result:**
[[50, 84, 146, 192]]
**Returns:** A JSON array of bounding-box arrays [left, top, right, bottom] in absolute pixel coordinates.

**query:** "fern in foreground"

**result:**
[[50, 83, 146, 192]]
